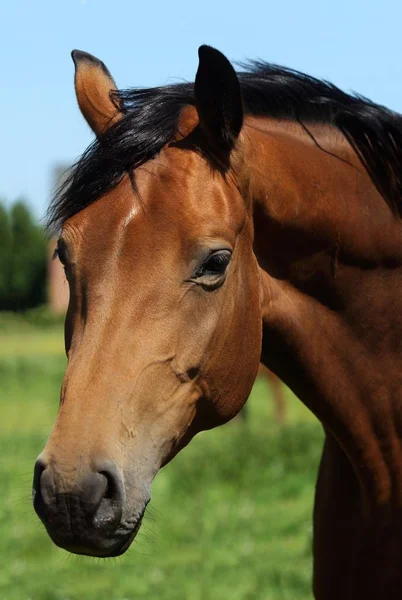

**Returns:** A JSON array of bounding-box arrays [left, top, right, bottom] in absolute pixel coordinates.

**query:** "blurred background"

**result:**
[[1, 0, 401, 598]]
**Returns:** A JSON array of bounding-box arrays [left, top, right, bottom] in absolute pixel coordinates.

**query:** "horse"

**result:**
[[32, 46, 402, 599]]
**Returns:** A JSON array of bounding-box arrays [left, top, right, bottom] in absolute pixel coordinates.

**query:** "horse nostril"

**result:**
[[101, 470, 117, 500], [93, 465, 123, 528], [33, 458, 46, 493], [32, 458, 48, 518]]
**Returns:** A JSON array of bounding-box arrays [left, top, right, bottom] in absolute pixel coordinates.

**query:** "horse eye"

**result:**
[[195, 250, 232, 278], [55, 240, 68, 266]]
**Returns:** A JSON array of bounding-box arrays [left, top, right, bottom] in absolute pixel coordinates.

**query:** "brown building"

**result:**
[[48, 238, 69, 313], [48, 164, 70, 314]]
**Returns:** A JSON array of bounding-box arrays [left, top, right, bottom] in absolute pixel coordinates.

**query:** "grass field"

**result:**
[[0, 316, 322, 600]]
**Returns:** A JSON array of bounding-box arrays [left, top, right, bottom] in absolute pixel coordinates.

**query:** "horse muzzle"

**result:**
[[32, 456, 147, 557]]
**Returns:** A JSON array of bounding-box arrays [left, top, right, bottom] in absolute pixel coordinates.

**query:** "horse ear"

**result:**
[[194, 45, 243, 154], [71, 50, 122, 136]]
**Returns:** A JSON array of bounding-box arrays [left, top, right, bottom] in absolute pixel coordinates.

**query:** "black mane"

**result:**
[[48, 62, 402, 231]]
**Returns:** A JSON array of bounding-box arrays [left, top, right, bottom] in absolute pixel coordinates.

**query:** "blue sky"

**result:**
[[1, 0, 401, 221]]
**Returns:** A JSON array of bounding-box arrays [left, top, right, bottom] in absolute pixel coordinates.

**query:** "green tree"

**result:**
[[9, 200, 47, 310], [0, 201, 12, 309]]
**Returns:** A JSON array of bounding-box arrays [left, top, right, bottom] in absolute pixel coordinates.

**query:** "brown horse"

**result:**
[[33, 46, 402, 599]]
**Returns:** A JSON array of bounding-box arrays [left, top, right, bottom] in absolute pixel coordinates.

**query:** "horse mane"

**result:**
[[48, 61, 402, 232]]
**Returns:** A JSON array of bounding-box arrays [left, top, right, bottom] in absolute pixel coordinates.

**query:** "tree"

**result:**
[[9, 200, 47, 311], [0, 201, 11, 309]]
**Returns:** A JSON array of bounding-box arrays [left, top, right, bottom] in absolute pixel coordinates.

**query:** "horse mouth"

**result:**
[[47, 505, 148, 558]]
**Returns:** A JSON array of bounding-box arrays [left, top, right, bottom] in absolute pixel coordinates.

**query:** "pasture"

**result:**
[[0, 315, 322, 599]]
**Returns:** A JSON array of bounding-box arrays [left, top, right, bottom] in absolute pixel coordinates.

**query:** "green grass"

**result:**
[[0, 320, 322, 600], [0, 310, 65, 357]]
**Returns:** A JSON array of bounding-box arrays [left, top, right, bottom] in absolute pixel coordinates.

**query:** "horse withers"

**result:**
[[33, 47, 402, 599]]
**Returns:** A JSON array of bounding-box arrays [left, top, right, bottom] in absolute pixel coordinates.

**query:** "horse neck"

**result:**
[[243, 116, 402, 507]]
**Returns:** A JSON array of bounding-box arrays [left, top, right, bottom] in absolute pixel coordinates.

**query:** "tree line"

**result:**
[[0, 200, 47, 311]]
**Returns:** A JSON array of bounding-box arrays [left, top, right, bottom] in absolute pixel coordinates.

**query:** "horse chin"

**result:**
[[102, 523, 142, 557], [102, 508, 147, 557]]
